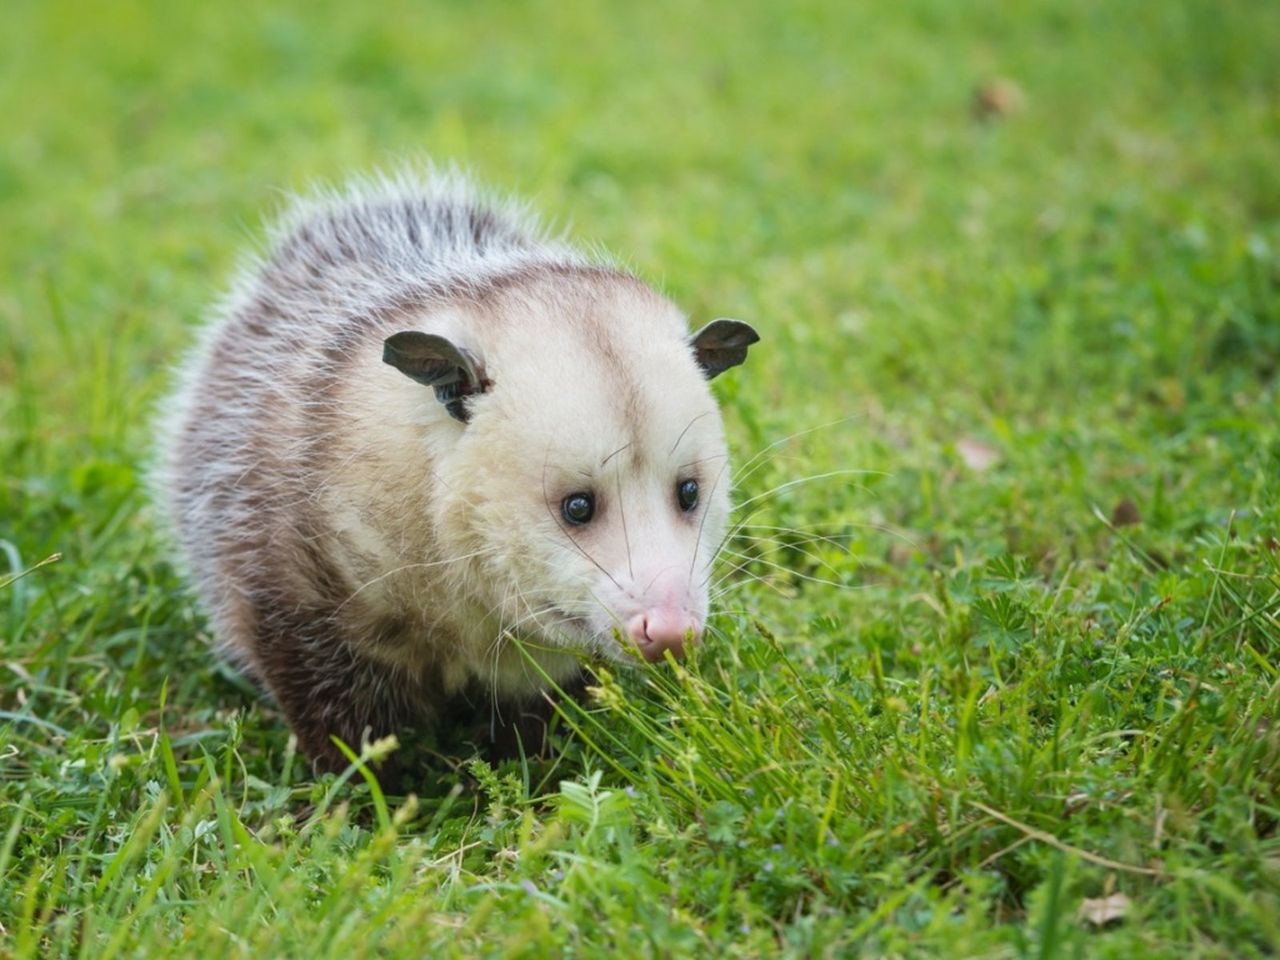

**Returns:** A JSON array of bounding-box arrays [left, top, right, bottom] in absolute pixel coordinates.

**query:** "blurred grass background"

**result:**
[[2, 0, 1279, 956]]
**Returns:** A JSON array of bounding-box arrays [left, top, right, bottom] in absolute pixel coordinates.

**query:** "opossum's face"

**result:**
[[385, 283, 758, 665], [496, 377, 730, 664]]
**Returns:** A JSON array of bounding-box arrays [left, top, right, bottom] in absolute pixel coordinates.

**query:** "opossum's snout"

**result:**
[[626, 609, 701, 662], [607, 566, 707, 662]]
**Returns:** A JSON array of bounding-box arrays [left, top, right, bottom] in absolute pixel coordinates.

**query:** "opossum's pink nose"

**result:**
[[628, 610, 700, 662]]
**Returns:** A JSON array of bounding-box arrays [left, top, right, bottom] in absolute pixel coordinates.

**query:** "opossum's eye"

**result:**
[[561, 492, 595, 526], [677, 479, 699, 513]]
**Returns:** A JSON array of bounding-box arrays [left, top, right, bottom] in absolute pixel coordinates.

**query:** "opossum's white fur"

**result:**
[[153, 166, 744, 767]]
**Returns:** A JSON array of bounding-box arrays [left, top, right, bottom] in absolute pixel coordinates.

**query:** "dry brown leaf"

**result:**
[[972, 78, 1026, 121], [1111, 499, 1141, 527], [887, 542, 915, 567], [957, 438, 1000, 472], [1078, 892, 1131, 927]]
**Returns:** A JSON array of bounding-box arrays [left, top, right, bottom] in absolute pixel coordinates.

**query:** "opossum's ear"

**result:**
[[688, 319, 760, 380], [382, 331, 486, 423]]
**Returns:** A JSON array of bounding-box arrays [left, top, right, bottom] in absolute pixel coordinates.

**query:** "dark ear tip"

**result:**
[[383, 329, 423, 349], [703, 318, 760, 346], [690, 320, 761, 352], [382, 330, 419, 365]]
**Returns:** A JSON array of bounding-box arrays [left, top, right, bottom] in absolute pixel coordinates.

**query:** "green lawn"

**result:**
[[3, 0, 1279, 955]]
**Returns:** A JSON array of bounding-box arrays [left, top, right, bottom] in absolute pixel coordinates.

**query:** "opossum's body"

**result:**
[[154, 169, 757, 775]]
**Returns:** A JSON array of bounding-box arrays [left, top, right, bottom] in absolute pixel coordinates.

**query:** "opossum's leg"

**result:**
[[255, 616, 417, 789], [487, 671, 587, 763]]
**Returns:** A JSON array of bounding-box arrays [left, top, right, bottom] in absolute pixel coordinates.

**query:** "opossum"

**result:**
[[153, 168, 758, 777]]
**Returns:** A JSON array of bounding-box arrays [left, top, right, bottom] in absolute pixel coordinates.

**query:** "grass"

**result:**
[[2, 0, 1279, 955]]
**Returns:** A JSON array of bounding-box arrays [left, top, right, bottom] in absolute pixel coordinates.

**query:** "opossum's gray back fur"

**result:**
[[254, 167, 591, 314], [151, 167, 590, 677]]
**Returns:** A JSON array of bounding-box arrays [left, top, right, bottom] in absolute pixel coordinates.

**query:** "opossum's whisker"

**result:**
[[491, 581, 594, 639], [732, 469, 882, 512], [737, 529, 855, 560], [707, 553, 799, 594], [505, 576, 627, 661], [677, 453, 729, 471], [736, 520, 857, 536], [669, 411, 713, 455], [601, 439, 633, 469], [427, 575, 519, 668], [502, 609, 586, 647], [705, 468, 876, 578], [707, 501, 919, 600], [486, 579, 515, 719], [500, 587, 591, 635], [708, 561, 873, 602], [701, 619, 740, 641], [733, 528, 855, 554], [488, 581, 563, 724], [706, 547, 824, 593], [740, 523, 922, 566], [702, 493, 773, 578], [723, 536, 849, 582], [707, 565, 795, 600], [733, 524, 868, 551], [705, 550, 808, 594], [640, 568, 665, 596], [616, 468, 634, 581], [700, 608, 754, 623], [484, 584, 584, 718], [688, 454, 734, 586], [712, 428, 875, 562], [741, 519, 919, 543], [714, 547, 852, 591], [491, 597, 590, 702], [502, 602, 580, 633], [729, 415, 863, 488], [335, 548, 500, 612]]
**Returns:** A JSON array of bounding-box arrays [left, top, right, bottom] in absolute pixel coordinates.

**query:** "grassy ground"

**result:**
[[2, 0, 1279, 955]]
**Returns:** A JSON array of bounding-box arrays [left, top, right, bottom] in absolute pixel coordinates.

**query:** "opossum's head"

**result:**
[[384, 272, 758, 665]]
